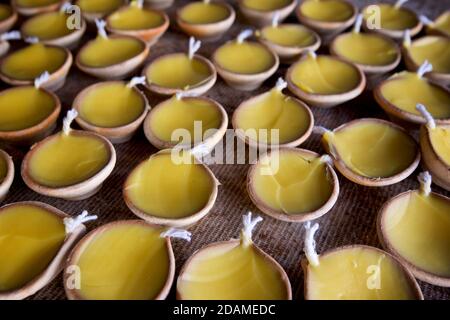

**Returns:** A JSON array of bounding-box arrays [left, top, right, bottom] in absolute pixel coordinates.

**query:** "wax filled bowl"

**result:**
[[0, 149, 14, 202], [11, 0, 64, 16], [238, 0, 297, 28], [75, 0, 126, 25]]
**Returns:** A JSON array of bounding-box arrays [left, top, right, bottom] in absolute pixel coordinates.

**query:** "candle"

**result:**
[[179, 1, 230, 24], [299, 0, 354, 23], [14, 0, 61, 8], [107, 3, 166, 31], [363, 3, 418, 32], [177, 213, 291, 300], [404, 36, 450, 75], [21, 11, 75, 41], [241, 0, 292, 11], [0, 4, 12, 22], [76, 0, 124, 16], [260, 24, 317, 48]]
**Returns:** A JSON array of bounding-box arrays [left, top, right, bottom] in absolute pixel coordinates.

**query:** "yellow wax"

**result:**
[[307, 247, 418, 300], [0, 87, 56, 131], [290, 55, 360, 94], [125, 151, 214, 219], [0, 156, 6, 183], [252, 151, 333, 214], [79, 37, 145, 68], [146, 54, 211, 89], [1, 43, 66, 81], [28, 133, 110, 187], [15, 0, 59, 7], [434, 12, 450, 36], [407, 36, 450, 74], [76, 223, 170, 300], [108, 6, 165, 30], [430, 126, 450, 165], [242, 0, 291, 11], [384, 192, 450, 278], [76, 0, 123, 13], [179, 2, 229, 24], [234, 88, 311, 144], [148, 97, 222, 144], [363, 3, 417, 30], [324, 121, 417, 178], [380, 72, 450, 118], [333, 33, 398, 66], [300, 0, 353, 22], [214, 41, 275, 74], [0, 4, 12, 21], [22, 12, 74, 40], [260, 25, 316, 47], [78, 83, 145, 128], [0, 204, 65, 291], [177, 243, 289, 299]]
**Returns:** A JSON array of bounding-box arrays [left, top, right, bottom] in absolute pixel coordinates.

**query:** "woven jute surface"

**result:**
[[1, 0, 449, 300]]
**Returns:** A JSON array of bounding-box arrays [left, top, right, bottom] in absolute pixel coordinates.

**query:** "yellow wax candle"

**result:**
[[0, 4, 12, 21], [179, 2, 230, 24], [76, 0, 123, 14], [289, 55, 360, 94], [0, 204, 65, 291], [22, 12, 74, 40], [306, 246, 419, 300], [147, 96, 223, 144], [406, 36, 450, 74], [15, 0, 60, 8], [124, 151, 215, 219], [77, 83, 145, 128], [433, 11, 450, 36], [251, 151, 333, 214], [108, 5, 165, 30], [214, 41, 275, 74], [0, 87, 57, 131], [0, 156, 6, 183], [429, 126, 450, 165], [363, 3, 417, 30], [28, 133, 110, 187], [383, 191, 450, 278], [74, 223, 170, 300], [260, 25, 316, 47], [323, 121, 417, 178], [1, 43, 67, 80], [300, 0, 354, 22], [78, 36, 145, 68], [242, 0, 291, 11], [379, 72, 450, 119], [145, 53, 212, 89], [234, 87, 311, 144], [332, 33, 398, 66]]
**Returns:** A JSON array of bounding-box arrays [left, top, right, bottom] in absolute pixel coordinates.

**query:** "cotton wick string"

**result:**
[[0, 30, 21, 41], [160, 228, 192, 241], [275, 77, 287, 91], [60, 2, 73, 13], [64, 210, 97, 234], [133, 0, 144, 9], [418, 171, 432, 196], [63, 109, 78, 135], [416, 103, 436, 130], [271, 11, 281, 27], [416, 60, 433, 78], [34, 71, 50, 89], [25, 36, 39, 44], [189, 143, 211, 162], [241, 212, 263, 247], [312, 126, 331, 136], [403, 29, 411, 47], [237, 29, 253, 44], [319, 154, 334, 166], [127, 76, 146, 88], [188, 37, 201, 60], [307, 49, 317, 59], [304, 222, 320, 266], [394, 0, 408, 9], [419, 15, 434, 26], [95, 19, 108, 39], [353, 13, 363, 33]]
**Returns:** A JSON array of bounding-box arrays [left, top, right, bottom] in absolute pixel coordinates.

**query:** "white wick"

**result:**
[[127, 76, 146, 88], [25, 36, 39, 44], [271, 11, 281, 27], [275, 77, 287, 92], [188, 36, 201, 60], [353, 13, 363, 33], [313, 126, 331, 136], [237, 29, 253, 44], [175, 90, 197, 100], [304, 222, 320, 267], [34, 71, 50, 89], [133, 0, 144, 9], [95, 19, 108, 39], [416, 103, 436, 130], [418, 171, 432, 196], [319, 154, 334, 166], [189, 143, 211, 160], [394, 0, 408, 9], [417, 60, 433, 78], [63, 109, 78, 135], [203, 0, 211, 3], [241, 212, 263, 247], [0, 30, 21, 42], [160, 228, 192, 242], [60, 1, 73, 13], [64, 210, 97, 234], [307, 49, 317, 59], [403, 29, 411, 47], [419, 15, 434, 26]]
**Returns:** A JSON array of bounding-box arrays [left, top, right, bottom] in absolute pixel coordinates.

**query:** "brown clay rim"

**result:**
[[0, 149, 14, 191], [0, 86, 61, 141], [286, 54, 366, 102], [74, 0, 126, 16], [247, 147, 339, 223], [0, 44, 72, 85], [374, 75, 450, 125], [76, 34, 148, 69], [238, 0, 296, 15], [325, 118, 420, 186], [106, 6, 169, 33], [11, 0, 64, 15], [377, 190, 450, 287], [330, 32, 401, 74], [143, 96, 228, 150], [142, 53, 217, 95], [123, 150, 219, 227], [21, 130, 116, 195], [259, 23, 321, 50], [296, 0, 357, 31], [176, 1, 234, 26], [232, 92, 314, 149], [423, 123, 450, 170], [73, 80, 150, 132], [64, 219, 175, 300], [212, 40, 279, 78], [0, 5, 18, 32], [361, 4, 422, 39], [302, 244, 424, 300], [176, 239, 292, 300]]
